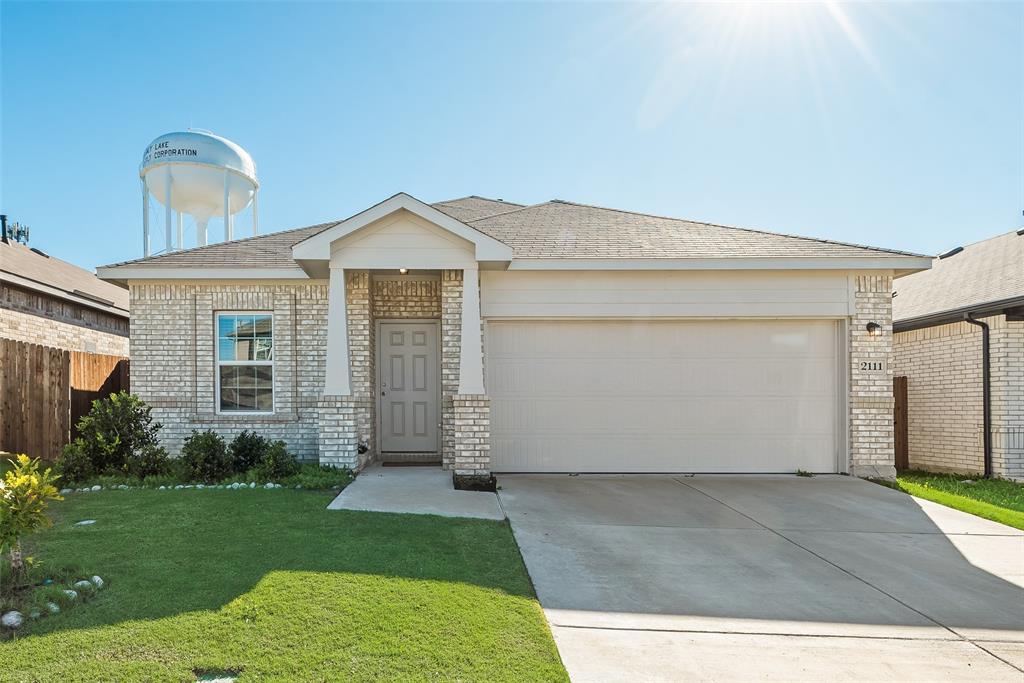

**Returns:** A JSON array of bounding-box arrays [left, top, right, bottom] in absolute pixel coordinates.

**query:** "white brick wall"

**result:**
[[894, 315, 1024, 478], [849, 275, 896, 479], [130, 282, 327, 461], [452, 395, 490, 475]]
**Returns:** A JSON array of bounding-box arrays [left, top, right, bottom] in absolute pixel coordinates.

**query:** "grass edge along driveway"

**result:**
[[1, 489, 567, 682], [896, 470, 1024, 530]]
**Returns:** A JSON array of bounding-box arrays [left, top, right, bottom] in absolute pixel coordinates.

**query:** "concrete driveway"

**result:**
[[497, 474, 1024, 682]]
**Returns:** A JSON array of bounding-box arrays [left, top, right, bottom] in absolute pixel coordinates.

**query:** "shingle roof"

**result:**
[[1, 240, 129, 315], [465, 200, 922, 259], [893, 230, 1024, 324], [102, 221, 338, 269], [433, 196, 524, 222], [100, 195, 924, 271]]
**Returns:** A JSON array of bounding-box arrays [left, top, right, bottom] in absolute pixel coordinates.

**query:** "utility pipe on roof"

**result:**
[[964, 313, 992, 478]]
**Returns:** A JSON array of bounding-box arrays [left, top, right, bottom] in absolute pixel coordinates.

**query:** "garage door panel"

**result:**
[[488, 320, 840, 473], [490, 358, 837, 397], [492, 397, 836, 436]]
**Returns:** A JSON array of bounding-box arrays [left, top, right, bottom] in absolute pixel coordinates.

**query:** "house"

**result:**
[[1, 238, 129, 355], [97, 193, 930, 482], [892, 230, 1024, 479]]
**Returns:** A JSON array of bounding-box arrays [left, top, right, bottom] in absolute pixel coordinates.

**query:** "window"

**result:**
[[216, 313, 273, 412]]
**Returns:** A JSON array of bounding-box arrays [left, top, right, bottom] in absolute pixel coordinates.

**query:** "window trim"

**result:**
[[214, 310, 275, 415]]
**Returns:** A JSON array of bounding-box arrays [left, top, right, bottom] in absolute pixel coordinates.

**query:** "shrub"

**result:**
[[180, 431, 232, 483], [284, 463, 353, 490], [254, 441, 299, 481], [125, 443, 171, 479], [56, 392, 162, 483], [0, 455, 63, 582], [229, 431, 270, 473], [55, 440, 94, 483]]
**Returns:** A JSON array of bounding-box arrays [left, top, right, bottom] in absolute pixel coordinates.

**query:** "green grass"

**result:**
[[896, 470, 1024, 530], [0, 490, 567, 682]]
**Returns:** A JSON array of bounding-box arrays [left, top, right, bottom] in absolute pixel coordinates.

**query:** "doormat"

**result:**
[[381, 461, 442, 467]]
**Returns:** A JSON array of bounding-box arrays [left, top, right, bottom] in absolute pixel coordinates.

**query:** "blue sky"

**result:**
[[1, 1, 1021, 271]]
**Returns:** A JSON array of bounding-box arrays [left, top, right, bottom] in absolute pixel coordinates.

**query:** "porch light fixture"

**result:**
[[866, 322, 882, 336], [398, 268, 409, 275]]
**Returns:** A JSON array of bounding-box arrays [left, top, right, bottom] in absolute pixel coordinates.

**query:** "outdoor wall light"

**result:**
[[398, 268, 409, 275], [866, 322, 882, 336]]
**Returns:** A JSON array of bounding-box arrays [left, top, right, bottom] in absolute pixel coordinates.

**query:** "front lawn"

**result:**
[[897, 471, 1024, 530], [1, 489, 567, 682]]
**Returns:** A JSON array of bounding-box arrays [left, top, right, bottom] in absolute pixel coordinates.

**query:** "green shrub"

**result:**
[[55, 440, 94, 483], [229, 431, 270, 473], [0, 455, 63, 580], [283, 463, 353, 490], [180, 431, 232, 483], [254, 441, 299, 481], [126, 443, 171, 479], [56, 392, 163, 483]]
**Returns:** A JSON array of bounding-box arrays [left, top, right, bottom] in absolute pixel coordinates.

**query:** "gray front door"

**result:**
[[378, 321, 439, 452]]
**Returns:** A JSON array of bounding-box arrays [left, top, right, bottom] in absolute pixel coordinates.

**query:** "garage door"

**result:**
[[487, 320, 841, 473]]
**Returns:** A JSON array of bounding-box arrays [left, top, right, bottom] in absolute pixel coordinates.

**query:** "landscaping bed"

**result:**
[[0, 489, 566, 681], [896, 470, 1024, 530]]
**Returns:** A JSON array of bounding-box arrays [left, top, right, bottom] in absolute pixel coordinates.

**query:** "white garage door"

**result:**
[[487, 320, 841, 473]]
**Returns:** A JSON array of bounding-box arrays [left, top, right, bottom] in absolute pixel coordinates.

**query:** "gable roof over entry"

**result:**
[[97, 192, 931, 282]]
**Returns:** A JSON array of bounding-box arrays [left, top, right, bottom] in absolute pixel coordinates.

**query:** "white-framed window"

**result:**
[[215, 312, 274, 413]]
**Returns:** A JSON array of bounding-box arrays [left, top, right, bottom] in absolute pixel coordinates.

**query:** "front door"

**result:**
[[378, 321, 440, 452]]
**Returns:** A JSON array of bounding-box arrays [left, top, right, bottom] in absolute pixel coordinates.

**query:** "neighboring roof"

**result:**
[[1, 240, 129, 316], [433, 196, 524, 222], [464, 200, 924, 260], [99, 194, 928, 275], [893, 229, 1024, 328]]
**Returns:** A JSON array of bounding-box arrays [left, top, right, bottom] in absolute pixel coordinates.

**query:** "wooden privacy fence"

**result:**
[[0, 338, 128, 462]]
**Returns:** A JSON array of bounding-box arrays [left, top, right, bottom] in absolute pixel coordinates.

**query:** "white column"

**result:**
[[164, 171, 172, 252], [458, 266, 486, 394], [324, 266, 352, 396], [141, 180, 150, 257]]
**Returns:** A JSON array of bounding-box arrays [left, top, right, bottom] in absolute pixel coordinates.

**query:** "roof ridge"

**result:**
[[465, 201, 552, 223], [101, 219, 341, 269], [434, 195, 525, 208], [542, 199, 927, 258]]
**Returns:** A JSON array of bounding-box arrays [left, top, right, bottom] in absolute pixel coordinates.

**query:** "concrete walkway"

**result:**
[[327, 464, 505, 520], [498, 474, 1024, 682]]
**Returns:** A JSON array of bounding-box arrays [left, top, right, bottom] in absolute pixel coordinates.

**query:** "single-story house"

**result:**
[[1, 237, 129, 355], [98, 193, 931, 482], [892, 229, 1024, 479]]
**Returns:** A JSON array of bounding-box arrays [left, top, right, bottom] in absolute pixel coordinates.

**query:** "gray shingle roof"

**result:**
[[465, 200, 922, 259], [893, 230, 1024, 324], [1, 240, 129, 314], [100, 195, 923, 270], [433, 196, 524, 222]]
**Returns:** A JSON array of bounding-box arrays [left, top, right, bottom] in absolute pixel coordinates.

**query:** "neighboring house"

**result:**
[[1, 239, 129, 355], [97, 193, 930, 481], [892, 230, 1024, 479]]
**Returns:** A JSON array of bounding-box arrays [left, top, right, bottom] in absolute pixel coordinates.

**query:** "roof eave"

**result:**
[[506, 256, 934, 271], [894, 294, 1024, 332]]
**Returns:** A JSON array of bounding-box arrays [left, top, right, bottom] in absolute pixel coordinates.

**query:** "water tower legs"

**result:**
[[164, 172, 173, 253], [141, 180, 150, 257], [177, 212, 184, 251], [197, 219, 208, 247]]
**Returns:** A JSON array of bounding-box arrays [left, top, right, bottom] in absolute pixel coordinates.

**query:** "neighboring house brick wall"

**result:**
[[849, 275, 896, 479], [130, 282, 327, 461], [894, 315, 1023, 478], [1, 283, 128, 355]]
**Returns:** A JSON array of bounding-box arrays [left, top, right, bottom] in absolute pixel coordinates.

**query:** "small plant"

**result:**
[[283, 464, 353, 490], [229, 431, 270, 473], [0, 456, 63, 589], [180, 431, 232, 483], [56, 392, 164, 483], [254, 441, 299, 480], [796, 469, 813, 478]]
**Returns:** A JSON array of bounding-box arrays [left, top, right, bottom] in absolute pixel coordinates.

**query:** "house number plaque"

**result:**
[[859, 360, 886, 373]]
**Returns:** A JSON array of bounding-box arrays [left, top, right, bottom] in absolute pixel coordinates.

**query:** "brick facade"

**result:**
[[849, 275, 896, 479], [1, 284, 128, 356], [131, 270, 904, 478], [893, 315, 1024, 478]]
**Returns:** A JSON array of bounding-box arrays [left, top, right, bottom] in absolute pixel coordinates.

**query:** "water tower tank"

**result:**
[[139, 130, 259, 256]]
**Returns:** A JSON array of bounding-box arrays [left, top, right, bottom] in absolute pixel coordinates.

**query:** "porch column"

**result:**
[[453, 266, 491, 485], [458, 266, 485, 394], [324, 266, 352, 395]]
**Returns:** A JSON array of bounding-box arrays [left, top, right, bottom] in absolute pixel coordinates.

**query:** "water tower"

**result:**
[[140, 130, 259, 256]]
